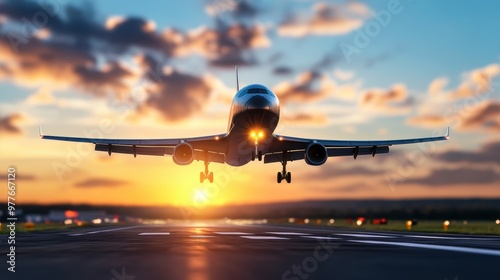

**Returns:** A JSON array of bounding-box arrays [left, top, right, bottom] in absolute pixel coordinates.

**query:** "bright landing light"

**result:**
[[250, 130, 264, 139]]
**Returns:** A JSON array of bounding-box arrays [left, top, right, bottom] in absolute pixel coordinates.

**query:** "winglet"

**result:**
[[235, 65, 240, 91], [39, 126, 44, 138], [445, 127, 450, 139]]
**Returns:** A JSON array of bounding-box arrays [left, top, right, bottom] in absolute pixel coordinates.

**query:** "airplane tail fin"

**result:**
[[235, 65, 240, 91]]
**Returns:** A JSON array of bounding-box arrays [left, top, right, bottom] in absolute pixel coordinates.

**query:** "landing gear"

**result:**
[[200, 171, 213, 183], [200, 151, 214, 183], [277, 150, 292, 184], [276, 172, 291, 184], [251, 150, 263, 161]]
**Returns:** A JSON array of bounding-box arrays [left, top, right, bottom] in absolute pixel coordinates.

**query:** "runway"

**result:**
[[3, 222, 500, 280]]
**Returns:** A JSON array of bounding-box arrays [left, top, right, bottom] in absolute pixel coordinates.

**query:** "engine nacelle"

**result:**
[[173, 142, 194, 165], [305, 142, 328, 166]]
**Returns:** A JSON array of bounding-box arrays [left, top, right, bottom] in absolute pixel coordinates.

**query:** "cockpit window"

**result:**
[[247, 88, 269, 94]]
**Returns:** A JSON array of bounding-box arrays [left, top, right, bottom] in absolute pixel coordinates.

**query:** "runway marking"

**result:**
[[69, 226, 144, 236], [301, 236, 340, 240], [241, 236, 290, 240], [266, 232, 311, 235], [139, 232, 170, 236], [214, 232, 253, 235], [336, 233, 394, 238], [190, 235, 215, 238], [407, 235, 473, 240], [349, 240, 500, 257]]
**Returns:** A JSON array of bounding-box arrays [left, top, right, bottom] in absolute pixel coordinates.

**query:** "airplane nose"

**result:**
[[245, 95, 271, 110]]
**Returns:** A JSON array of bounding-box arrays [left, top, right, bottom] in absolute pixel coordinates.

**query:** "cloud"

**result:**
[[409, 64, 500, 131], [273, 71, 334, 104], [334, 69, 355, 81], [458, 100, 500, 131], [0, 172, 35, 181], [135, 55, 216, 122], [407, 100, 500, 131], [273, 66, 294, 75], [407, 114, 449, 128], [0, 0, 270, 101], [428, 77, 449, 95], [311, 165, 383, 181], [206, 0, 261, 20], [74, 177, 128, 188], [436, 140, 500, 166], [0, 113, 23, 135], [449, 64, 500, 100], [179, 23, 270, 67], [405, 167, 500, 186], [359, 84, 413, 114], [0, 32, 137, 98], [278, 2, 370, 37], [283, 113, 328, 125]]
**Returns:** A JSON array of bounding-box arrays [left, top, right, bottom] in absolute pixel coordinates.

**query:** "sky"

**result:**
[[0, 0, 499, 207]]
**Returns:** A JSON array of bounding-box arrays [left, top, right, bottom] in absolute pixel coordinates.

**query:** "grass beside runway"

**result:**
[[273, 219, 500, 235], [0, 222, 114, 233]]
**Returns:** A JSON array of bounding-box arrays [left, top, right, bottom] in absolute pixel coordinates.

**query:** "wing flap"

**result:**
[[264, 146, 390, 163], [95, 144, 171, 156]]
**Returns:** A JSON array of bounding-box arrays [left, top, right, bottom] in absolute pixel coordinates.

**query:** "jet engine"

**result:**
[[305, 142, 328, 166], [173, 142, 194, 165]]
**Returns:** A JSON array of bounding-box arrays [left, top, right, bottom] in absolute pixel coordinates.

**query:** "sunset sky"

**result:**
[[0, 0, 499, 207]]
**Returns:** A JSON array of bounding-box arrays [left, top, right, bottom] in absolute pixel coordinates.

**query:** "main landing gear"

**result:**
[[277, 150, 291, 184], [200, 151, 214, 183]]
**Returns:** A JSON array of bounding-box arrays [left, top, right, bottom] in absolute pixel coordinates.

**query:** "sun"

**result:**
[[194, 189, 208, 203]]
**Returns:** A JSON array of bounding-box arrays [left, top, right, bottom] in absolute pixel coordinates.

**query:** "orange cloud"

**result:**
[[0, 113, 23, 136], [449, 64, 500, 99], [74, 177, 129, 188], [278, 2, 370, 37], [283, 113, 329, 125], [409, 100, 500, 132], [359, 84, 412, 114]]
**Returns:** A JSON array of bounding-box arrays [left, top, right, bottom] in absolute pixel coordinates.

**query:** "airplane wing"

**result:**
[[263, 128, 450, 163], [40, 127, 228, 163]]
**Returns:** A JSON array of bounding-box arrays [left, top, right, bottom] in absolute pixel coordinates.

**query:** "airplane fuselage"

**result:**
[[225, 84, 280, 166]]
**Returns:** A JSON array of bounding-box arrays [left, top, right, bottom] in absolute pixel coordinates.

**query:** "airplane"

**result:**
[[41, 66, 449, 184]]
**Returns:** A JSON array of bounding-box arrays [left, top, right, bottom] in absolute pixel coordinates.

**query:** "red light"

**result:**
[[65, 210, 79, 219]]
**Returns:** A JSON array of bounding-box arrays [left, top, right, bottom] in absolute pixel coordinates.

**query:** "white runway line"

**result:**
[[214, 232, 253, 235], [407, 235, 473, 240], [266, 232, 311, 235], [69, 226, 144, 236], [336, 233, 394, 238], [301, 236, 340, 240], [139, 232, 170, 236], [241, 236, 290, 240], [349, 240, 500, 257]]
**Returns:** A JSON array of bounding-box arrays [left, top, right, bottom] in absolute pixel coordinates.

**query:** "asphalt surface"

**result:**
[[2, 222, 500, 280]]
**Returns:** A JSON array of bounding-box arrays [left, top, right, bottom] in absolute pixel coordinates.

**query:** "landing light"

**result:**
[[250, 130, 264, 139], [496, 219, 500, 225]]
